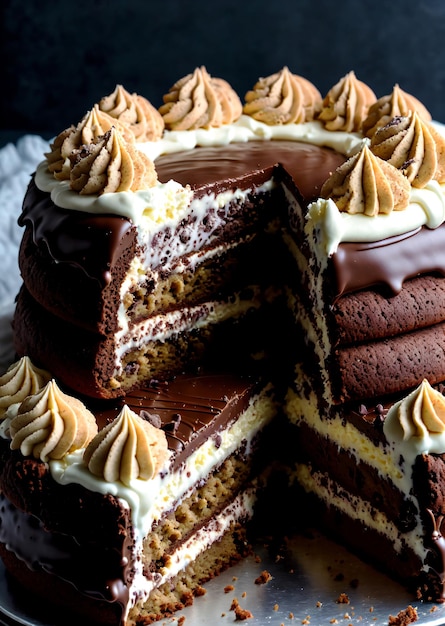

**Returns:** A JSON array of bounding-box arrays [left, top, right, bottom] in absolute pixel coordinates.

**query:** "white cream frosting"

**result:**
[[35, 116, 445, 260], [34, 117, 364, 230], [384, 381, 445, 478], [137, 115, 366, 161], [306, 179, 445, 257]]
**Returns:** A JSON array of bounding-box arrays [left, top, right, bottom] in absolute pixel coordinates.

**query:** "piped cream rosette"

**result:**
[[9, 379, 98, 462], [159, 65, 242, 131], [243, 65, 322, 125], [384, 380, 445, 472], [0, 356, 51, 419], [99, 84, 165, 142], [362, 83, 432, 138], [84, 404, 168, 486], [317, 70, 377, 133]]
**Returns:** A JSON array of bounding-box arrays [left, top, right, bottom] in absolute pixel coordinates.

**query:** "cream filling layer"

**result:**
[[114, 286, 268, 372], [49, 386, 277, 537], [293, 463, 426, 560], [129, 487, 256, 611]]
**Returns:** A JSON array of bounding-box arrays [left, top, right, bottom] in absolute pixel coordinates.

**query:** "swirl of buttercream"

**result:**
[[394, 379, 445, 439], [0, 356, 51, 419], [362, 83, 432, 138], [83, 404, 169, 485], [320, 144, 411, 216], [370, 113, 439, 188], [243, 66, 322, 125], [159, 66, 242, 130], [69, 126, 157, 195], [99, 84, 164, 141], [383, 380, 445, 468], [46, 105, 133, 181], [317, 71, 376, 133], [9, 380, 98, 462]]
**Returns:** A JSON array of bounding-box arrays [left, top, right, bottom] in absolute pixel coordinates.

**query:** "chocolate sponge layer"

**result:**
[[335, 322, 445, 403], [332, 275, 445, 346]]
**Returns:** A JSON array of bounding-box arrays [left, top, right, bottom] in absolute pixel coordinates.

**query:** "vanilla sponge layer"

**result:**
[[285, 388, 427, 565]]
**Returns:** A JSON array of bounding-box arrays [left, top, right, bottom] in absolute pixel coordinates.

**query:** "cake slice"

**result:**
[[0, 357, 277, 625]]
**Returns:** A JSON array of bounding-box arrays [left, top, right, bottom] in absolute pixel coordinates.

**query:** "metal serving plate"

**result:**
[[0, 530, 444, 626]]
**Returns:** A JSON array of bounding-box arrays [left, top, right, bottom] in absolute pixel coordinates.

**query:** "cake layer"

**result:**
[[13, 283, 279, 398], [129, 520, 251, 624], [288, 479, 430, 597], [332, 275, 445, 346], [0, 369, 277, 624], [18, 224, 281, 334], [294, 419, 418, 534], [336, 322, 445, 403]]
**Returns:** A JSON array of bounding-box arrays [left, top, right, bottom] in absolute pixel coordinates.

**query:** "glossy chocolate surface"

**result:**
[[93, 370, 261, 470], [20, 181, 134, 286], [154, 140, 345, 200], [332, 224, 445, 299]]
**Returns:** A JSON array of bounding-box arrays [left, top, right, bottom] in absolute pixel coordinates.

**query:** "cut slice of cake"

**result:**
[[0, 357, 277, 625]]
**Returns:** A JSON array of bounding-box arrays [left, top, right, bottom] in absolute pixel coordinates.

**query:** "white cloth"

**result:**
[[0, 135, 50, 370]]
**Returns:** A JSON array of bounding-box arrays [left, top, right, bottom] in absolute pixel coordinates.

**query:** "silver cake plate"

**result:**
[[0, 530, 445, 626]]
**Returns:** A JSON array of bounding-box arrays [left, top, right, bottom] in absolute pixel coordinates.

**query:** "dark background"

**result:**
[[1, 0, 445, 146]]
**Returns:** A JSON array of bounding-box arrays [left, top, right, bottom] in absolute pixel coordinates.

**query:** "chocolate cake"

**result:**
[[2, 66, 445, 625], [0, 358, 278, 624], [14, 138, 345, 399]]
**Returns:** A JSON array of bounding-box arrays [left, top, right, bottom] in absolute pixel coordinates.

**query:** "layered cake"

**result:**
[[0, 357, 278, 624], [2, 65, 445, 624]]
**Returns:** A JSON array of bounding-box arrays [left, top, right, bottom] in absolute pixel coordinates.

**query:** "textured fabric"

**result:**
[[0, 135, 49, 370]]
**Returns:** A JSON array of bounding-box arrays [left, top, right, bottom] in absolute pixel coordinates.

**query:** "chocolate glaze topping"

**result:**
[[93, 370, 261, 470], [20, 181, 135, 286], [154, 140, 344, 200], [21, 139, 445, 301], [332, 225, 445, 299]]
